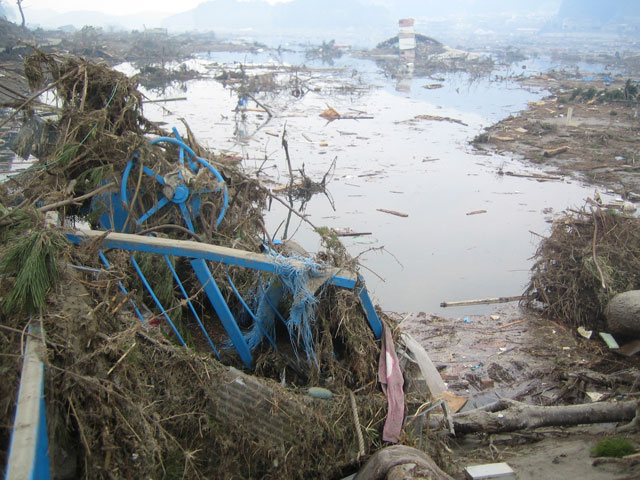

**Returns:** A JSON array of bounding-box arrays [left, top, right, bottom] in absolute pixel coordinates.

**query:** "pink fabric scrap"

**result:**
[[378, 322, 405, 443]]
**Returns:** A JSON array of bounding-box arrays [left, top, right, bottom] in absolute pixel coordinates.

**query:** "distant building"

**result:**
[[144, 27, 168, 36]]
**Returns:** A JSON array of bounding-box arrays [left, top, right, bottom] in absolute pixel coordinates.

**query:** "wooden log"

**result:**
[[427, 399, 638, 434], [142, 97, 187, 103], [337, 116, 374, 120], [67, 229, 356, 283], [5, 323, 50, 479], [332, 228, 373, 237], [503, 171, 563, 181], [440, 296, 525, 308], [376, 209, 408, 218], [355, 445, 453, 480], [543, 146, 570, 157]]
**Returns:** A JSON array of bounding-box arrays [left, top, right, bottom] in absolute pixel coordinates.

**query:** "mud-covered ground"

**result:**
[[474, 74, 640, 197], [397, 305, 640, 480], [450, 70, 640, 479]]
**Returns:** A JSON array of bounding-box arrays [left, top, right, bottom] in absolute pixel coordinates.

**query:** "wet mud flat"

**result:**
[[474, 73, 640, 197]]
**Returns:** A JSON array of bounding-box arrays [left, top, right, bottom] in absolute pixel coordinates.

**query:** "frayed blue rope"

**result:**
[[269, 251, 327, 366]]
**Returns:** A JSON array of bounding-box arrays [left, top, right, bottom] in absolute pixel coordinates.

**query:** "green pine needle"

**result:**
[[1, 230, 68, 315]]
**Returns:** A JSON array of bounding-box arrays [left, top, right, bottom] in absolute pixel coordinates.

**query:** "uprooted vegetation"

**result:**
[[0, 51, 415, 479], [558, 79, 640, 105], [524, 208, 640, 330]]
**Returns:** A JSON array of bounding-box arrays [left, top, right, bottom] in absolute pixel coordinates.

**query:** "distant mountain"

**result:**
[[25, 9, 167, 30], [164, 0, 562, 34], [271, 0, 392, 29], [385, 0, 562, 18], [165, 0, 392, 33], [165, 0, 274, 32], [12, 0, 572, 41]]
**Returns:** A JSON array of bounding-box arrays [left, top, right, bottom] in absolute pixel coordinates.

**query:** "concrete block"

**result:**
[[464, 462, 515, 480]]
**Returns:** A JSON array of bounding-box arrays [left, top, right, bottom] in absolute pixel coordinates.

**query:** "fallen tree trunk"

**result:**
[[428, 399, 638, 434]]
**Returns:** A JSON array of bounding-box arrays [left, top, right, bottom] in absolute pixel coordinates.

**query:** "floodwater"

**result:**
[[121, 50, 614, 316]]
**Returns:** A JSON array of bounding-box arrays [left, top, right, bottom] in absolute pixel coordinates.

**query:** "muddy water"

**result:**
[[129, 51, 612, 316]]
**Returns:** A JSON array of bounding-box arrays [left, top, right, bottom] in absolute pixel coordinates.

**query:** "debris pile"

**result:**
[[0, 52, 408, 479], [524, 207, 640, 330]]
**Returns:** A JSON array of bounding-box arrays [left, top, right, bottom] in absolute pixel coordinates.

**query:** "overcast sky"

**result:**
[[19, 0, 290, 16]]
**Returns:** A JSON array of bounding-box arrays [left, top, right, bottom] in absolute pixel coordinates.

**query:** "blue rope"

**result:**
[[269, 251, 327, 366], [258, 276, 288, 327], [226, 267, 277, 350]]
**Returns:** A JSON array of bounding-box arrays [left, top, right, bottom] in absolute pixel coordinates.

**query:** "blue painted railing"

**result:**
[[66, 230, 383, 368]]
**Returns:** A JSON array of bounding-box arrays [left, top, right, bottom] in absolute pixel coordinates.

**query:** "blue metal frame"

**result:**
[[67, 231, 383, 360], [82, 129, 381, 368], [190, 258, 253, 366]]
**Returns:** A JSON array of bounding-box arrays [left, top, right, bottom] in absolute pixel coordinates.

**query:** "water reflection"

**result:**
[[136, 52, 615, 315]]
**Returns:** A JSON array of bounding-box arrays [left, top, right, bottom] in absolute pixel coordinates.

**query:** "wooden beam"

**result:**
[[440, 296, 525, 308], [67, 229, 356, 287]]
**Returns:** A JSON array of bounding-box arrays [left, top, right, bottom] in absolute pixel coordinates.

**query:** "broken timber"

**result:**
[[543, 146, 570, 157], [377, 208, 408, 218], [427, 399, 638, 434], [502, 171, 563, 181], [66, 229, 383, 338], [440, 296, 526, 308]]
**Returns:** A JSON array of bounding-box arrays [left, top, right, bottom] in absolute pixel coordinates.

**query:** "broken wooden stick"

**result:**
[[331, 228, 372, 237], [37, 182, 117, 212], [503, 171, 563, 181], [142, 97, 187, 103], [498, 318, 527, 329], [440, 296, 526, 308], [377, 208, 408, 218], [543, 145, 570, 157]]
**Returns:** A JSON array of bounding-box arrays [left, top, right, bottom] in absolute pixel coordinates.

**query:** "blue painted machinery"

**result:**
[[71, 128, 383, 369]]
